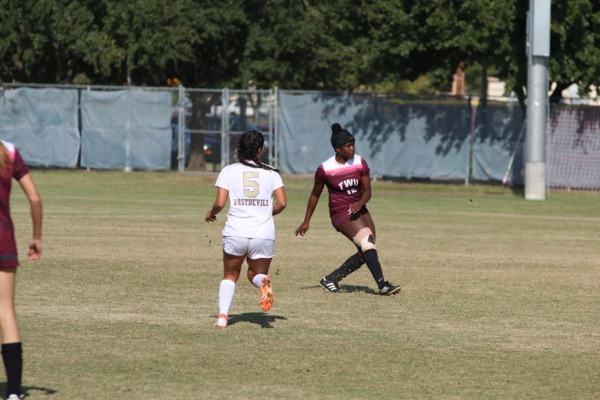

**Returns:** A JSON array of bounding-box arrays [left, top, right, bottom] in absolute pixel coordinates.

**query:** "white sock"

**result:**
[[218, 280, 236, 315], [252, 274, 267, 288]]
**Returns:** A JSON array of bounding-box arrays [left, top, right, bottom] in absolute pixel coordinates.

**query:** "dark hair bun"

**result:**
[[330, 122, 355, 147]]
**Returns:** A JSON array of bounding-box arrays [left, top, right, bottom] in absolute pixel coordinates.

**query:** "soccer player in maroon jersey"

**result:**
[[0, 140, 43, 400], [295, 123, 400, 295]]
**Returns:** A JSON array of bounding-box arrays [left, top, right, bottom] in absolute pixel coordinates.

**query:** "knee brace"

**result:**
[[352, 227, 376, 252]]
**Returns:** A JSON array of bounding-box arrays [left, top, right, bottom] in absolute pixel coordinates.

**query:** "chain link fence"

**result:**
[[1, 83, 598, 190]]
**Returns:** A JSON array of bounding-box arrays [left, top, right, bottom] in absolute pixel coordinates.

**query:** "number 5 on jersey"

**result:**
[[243, 171, 259, 198]]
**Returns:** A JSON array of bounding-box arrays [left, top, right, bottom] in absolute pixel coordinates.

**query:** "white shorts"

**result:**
[[222, 237, 275, 259]]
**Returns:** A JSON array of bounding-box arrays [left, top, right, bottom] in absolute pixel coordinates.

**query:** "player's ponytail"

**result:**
[[237, 130, 279, 172]]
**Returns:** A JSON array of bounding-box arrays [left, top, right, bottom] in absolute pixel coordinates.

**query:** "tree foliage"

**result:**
[[0, 0, 599, 101], [546, 0, 600, 101]]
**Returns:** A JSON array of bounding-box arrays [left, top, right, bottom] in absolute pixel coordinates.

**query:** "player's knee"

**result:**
[[360, 234, 376, 252], [353, 228, 376, 252]]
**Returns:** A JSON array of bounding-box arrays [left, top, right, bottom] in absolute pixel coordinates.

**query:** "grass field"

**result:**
[[5, 170, 600, 399]]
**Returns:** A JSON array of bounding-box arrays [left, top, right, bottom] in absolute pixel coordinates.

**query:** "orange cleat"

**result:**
[[260, 276, 274, 312]]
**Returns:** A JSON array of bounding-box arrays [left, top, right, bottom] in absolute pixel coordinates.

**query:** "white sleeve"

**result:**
[[215, 167, 230, 189], [273, 171, 284, 190]]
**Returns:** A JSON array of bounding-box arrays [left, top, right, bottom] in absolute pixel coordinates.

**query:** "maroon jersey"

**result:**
[[315, 154, 370, 229], [0, 141, 29, 268]]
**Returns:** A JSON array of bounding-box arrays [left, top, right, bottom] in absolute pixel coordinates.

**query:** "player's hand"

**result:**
[[295, 222, 310, 236], [27, 239, 42, 261], [349, 202, 363, 214], [205, 211, 217, 222]]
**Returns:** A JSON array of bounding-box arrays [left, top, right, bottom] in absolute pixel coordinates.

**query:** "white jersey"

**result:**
[[215, 162, 284, 240]]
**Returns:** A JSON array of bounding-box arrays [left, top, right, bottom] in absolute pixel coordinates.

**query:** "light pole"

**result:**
[[525, 0, 551, 200]]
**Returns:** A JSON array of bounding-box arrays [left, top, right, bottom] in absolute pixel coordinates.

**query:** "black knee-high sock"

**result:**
[[326, 252, 364, 282], [2, 342, 22, 397], [362, 249, 386, 288]]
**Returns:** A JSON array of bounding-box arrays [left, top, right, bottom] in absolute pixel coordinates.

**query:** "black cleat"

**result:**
[[319, 277, 340, 293], [379, 281, 401, 296]]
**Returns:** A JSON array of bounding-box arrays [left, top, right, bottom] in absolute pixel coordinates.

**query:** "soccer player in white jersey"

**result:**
[[295, 123, 400, 296], [205, 130, 287, 328]]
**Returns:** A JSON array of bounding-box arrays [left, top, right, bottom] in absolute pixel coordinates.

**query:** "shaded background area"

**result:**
[[1, 85, 599, 190]]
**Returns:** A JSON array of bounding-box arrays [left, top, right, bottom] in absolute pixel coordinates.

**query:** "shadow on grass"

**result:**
[[227, 312, 287, 329], [301, 284, 379, 295], [0, 383, 58, 398], [340, 284, 378, 295]]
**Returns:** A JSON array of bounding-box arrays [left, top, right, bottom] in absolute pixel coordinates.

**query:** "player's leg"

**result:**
[[246, 239, 275, 312], [217, 237, 247, 328], [319, 211, 366, 293], [0, 268, 23, 399], [362, 211, 377, 239], [339, 216, 400, 295], [338, 217, 384, 286], [247, 257, 274, 312], [320, 251, 364, 292], [362, 213, 401, 295], [354, 211, 385, 287]]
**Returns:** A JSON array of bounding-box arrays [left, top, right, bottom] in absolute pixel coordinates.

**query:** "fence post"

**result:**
[[177, 85, 185, 172], [221, 88, 230, 169]]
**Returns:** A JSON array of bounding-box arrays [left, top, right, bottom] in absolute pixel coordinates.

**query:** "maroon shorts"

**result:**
[[0, 225, 19, 268], [330, 206, 368, 231]]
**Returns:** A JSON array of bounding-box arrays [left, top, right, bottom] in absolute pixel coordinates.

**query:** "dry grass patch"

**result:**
[[6, 171, 599, 400]]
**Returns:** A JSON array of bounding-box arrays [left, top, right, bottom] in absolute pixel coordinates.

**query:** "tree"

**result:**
[[2, 0, 600, 103], [313, 0, 418, 90], [402, 0, 518, 96], [0, 0, 200, 86], [546, 0, 600, 102], [175, 1, 249, 88], [93, 0, 200, 86], [0, 0, 93, 83], [237, 0, 340, 90], [478, 0, 600, 104]]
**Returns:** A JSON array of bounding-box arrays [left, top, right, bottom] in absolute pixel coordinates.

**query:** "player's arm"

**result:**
[[295, 181, 324, 236], [350, 172, 372, 214], [272, 186, 287, 216], [18, 173, 43, 260], [205, 187, 228, 222]]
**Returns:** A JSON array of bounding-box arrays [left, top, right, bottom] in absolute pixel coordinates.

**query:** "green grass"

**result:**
[[7, 170, 600, 399]]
